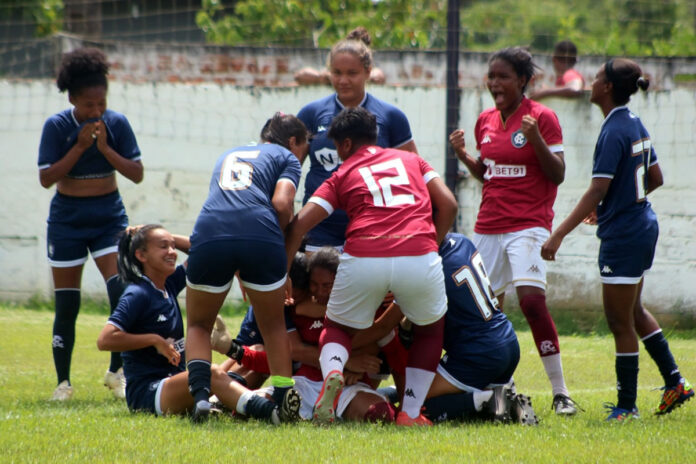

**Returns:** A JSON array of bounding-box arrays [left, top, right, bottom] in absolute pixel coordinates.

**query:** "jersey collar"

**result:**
[[600, 105, 628, 131], [334, 93, 368, 109]]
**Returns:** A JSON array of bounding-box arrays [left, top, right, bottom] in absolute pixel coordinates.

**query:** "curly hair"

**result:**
[[328, 27, 373, 71], [56, 47, 109, 95]]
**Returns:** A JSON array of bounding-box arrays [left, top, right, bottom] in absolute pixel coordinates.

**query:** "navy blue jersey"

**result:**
[[38, 108, 141, 179], [190, 143, 301, 248], [297, 93, 414, 245], [439, 233, 517, 355], [592, 107, 658, 239], [235, 304, 297, 346], [108, 265, 187, 384]]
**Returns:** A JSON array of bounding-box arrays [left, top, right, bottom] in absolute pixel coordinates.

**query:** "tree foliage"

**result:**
[[0, 0, 63, 37], [196, 0, 696, 56]]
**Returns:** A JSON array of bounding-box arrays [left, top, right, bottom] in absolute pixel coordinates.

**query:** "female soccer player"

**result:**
[[449, 47, 577, 415], [96, 225, 298, 423], [184, 113, 307, 421], [296, 27, 418, 252], [541, 58, 693, 421], [38, 47, 144, 401], [286, 107, 458, 426]]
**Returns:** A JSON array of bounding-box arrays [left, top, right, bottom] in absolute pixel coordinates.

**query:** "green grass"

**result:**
[[1, 305, 695, 463]]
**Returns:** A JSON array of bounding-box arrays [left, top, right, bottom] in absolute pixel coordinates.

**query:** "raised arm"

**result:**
[[449, 129, 486, 182], [521, 115, 565, 185]]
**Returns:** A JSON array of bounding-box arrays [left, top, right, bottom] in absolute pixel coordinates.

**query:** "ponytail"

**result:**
[[117, 224, 163, 283]]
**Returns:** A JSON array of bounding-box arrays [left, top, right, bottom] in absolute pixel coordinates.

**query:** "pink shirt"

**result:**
[[474, 97, 563, 234], [310, 146, 439, 257], [556, 68, 585, 88]]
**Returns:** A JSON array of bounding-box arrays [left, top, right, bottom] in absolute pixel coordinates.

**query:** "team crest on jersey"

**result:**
[[315, 147, 341, 172], [511, 130, 527, 148]]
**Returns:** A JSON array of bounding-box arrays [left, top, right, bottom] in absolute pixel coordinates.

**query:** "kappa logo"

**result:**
[[527, 264, 541, 274], [511, 130, 527, 148], [539, 340, 557, 354], [330, 355, 343, 366], [601, 265, 613, 274], [404, 388, 416, 398], [481, 134, 492, 144], [157, 314, 168, 322], [317, 125, 327, 132], [309, 320, 323, 330]]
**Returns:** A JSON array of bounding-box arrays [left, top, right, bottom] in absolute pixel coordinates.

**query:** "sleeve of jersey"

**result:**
[[307, 176, 339, 215], [419, 158, 440, 183], [474, 116, 484, 152], [386, 107, 413, 148], [112, 114, 141, 161], [296, 104, 315, 133], [538, 108, 564, 153], [107, 285, 147, 333], [592, 132, 622, 179], [37, 118, 61, 169], [168, 265, 187, 295], [278, 153, 302, 188]]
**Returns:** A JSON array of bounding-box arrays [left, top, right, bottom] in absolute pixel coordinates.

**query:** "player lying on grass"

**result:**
[[96, 225, 299, 423]]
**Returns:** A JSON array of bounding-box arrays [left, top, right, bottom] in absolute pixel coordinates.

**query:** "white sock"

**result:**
[[236, 390, 254, 415], [319, 342, 349, 378], [473, 390, 494, 412], [401, 367, 435, 419], [541, 353, 569, 397]]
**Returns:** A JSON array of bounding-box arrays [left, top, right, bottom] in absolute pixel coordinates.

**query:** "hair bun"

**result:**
[[636, 76, 650, 91], [346, 27, 371, 46]]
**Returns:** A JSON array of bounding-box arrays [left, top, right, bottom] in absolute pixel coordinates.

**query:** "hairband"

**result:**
[[604, 59, 618, 85]]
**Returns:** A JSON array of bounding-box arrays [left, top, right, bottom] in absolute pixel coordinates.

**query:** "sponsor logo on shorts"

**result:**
[[157, 314, 168, 322], [511, 130, 527, 148], [527, 264, 540, 274], [310, 320, 323, 330], [404, 388, 416, 398], [539, 340, 557, 354], [601, 265, 613, 274], [48, 243, 55, 258]]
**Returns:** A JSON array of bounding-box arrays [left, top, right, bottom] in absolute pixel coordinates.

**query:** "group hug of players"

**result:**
[[42, 31, 692, 425]]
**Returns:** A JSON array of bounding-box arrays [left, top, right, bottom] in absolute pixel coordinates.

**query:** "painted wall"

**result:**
[[1, 80, 694, 313]]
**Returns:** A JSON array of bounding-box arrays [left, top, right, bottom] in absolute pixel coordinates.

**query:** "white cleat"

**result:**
[[51, 380, 74, 401], [104, 368, 126, 399]]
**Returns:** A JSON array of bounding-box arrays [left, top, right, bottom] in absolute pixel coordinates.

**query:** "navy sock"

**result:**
[[106, 276, 126, 372], [187, 359, 212, 403], [245, 395, 276, 421], [616, 354, 639, 410], [642, 331, 681, 387], [271, 385, 290, 405], [423, 392, 476, 422], [53, 289, 80, 384]]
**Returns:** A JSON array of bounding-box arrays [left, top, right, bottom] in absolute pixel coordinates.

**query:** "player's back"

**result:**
[[439, 233, 517, 354]]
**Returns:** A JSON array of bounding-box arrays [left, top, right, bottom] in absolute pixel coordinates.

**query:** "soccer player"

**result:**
[[286, 107, 458, 426], [449, 46, 578, 415], [184, 113, 307, 421], [96, 225, 299, 423], [296, 27, 418, 252], [541, 58, 693, 421], [422, 233, 537, 425], [38, 47, 144, 401], [529, 40, 585, 101]]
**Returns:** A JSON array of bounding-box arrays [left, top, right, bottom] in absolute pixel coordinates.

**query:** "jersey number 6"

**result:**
[[219, 150, 260, 190]]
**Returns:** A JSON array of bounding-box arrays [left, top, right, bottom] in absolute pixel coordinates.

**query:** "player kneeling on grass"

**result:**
[[419, 233, 538, 425], [285, 107, 458, 426], [96, 225, 299, 423]]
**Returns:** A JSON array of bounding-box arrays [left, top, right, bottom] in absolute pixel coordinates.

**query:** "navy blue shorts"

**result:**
[[46, 191, 127, 267], [187, 239, 287, 293], [125, 377, 166, 415], [235, 305, 296, 346], [437, 337, 520, 391], [598, 220, 658, 284]]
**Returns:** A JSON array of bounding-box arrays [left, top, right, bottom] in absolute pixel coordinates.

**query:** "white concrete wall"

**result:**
[[1, 80, 694, 313]]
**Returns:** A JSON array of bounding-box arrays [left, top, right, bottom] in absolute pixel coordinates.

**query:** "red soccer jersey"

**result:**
[[474, 97, 564, 234], [310, 146, 439, 257], [556, 68, 585, 88], [293, 313, 324, 381]]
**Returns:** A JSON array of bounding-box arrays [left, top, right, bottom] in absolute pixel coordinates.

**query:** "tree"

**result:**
[[0, 0, 63, 37]]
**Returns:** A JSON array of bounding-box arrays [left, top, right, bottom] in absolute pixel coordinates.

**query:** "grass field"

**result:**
[[1, 304, 695, 463]]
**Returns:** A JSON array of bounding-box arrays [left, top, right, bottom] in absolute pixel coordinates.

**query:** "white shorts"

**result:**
[[327, 252, 447, 329], [473, 227, 549, 296], [292, 376, 386, 420]]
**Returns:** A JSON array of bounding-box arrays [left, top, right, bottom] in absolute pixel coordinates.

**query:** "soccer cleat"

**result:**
[[604, 402, 640, 422], [655, 378, 694, 415], [277, 387, 302, 423], [51, 380, 74, 401], [510, 393, 539, 426], [210, 315, 234, 356], [395, 411, 433, 426], [552, 393, 581, 416], [192, 399, 213, 423], [483, 385, 512, 423], [312, 370, 344, 425], [104, 368, 126, 399]]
